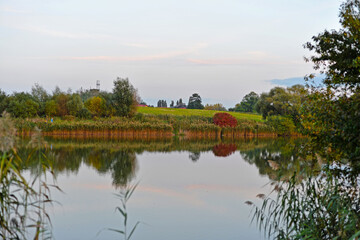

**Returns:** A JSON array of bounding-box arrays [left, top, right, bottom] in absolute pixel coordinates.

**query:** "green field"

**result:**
[[137, 107, 263, 122]]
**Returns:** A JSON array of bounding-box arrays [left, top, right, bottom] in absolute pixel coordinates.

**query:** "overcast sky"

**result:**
[[0, 0, 342, 107]]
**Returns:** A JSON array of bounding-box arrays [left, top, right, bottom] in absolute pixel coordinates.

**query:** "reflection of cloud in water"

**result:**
[[185, 184, 273, 200], [139, 185, 206, 206], [136, 185, 228, 214], [71, 183, 112, 190]]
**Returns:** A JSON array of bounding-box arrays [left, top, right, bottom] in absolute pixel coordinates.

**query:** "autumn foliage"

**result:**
[[213, 113, 237, 127]]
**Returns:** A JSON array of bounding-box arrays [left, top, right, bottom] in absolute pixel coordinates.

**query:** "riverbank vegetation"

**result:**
[[1, 76, 307, 137], [13, 113, 276, 140]]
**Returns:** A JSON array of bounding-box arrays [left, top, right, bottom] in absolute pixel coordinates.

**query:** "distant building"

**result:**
[[89, 80, 100, 93]]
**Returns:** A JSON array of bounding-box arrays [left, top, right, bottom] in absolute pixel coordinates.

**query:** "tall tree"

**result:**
[[112, 77, 139, 117], [187, 93, 204, 109], [235, 91, 259, 113], [256, 85, 307, 120], [301, 0, 360, 160], [7, 92, 39, 118], [31, 84, 50, 117], [67, 94, 84, 116]]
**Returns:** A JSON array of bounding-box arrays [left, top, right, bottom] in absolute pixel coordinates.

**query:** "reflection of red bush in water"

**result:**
[[212, 144, 237, 157], [213, 113, 237, 127]]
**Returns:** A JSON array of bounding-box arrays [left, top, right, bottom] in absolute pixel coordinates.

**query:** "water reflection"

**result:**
[[16, 137, 315, 188], [241, 138, 321, 181], [14, 137, 325, 239]]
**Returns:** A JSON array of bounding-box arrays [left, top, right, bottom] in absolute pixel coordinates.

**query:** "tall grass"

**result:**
[[247, 164, 360, 239], [0, 112, 59, 239], [99, 183, 140, 240]]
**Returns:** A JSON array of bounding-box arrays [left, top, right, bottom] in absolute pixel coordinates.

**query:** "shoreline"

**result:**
[[14, 115, 300, 140]]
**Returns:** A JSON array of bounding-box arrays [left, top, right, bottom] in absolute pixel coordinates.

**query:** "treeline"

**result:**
[[229, 85, 308, 135], [0, 77, 139, 119]]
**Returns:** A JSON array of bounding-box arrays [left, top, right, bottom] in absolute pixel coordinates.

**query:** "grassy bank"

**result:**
[[137, 106, 263, 122], [13, 108, 282, 139]]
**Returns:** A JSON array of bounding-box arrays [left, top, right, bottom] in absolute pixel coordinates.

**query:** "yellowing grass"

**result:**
[[137, 107, 263, 122]]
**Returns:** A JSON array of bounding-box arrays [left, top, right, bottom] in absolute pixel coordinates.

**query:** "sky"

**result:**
[[0, 0, 342, 107]]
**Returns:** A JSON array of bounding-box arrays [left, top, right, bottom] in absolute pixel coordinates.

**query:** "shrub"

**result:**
[[266, 115, 296, 135], [213, 112, 237, 127], [77, 108, 92, 119]]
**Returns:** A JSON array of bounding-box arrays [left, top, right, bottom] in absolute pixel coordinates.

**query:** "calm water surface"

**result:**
[[18, 138, 306, 240]]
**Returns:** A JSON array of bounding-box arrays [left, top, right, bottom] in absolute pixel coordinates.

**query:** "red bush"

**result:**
[[212, 144, 237, 157], [213, 113, 237, 127]]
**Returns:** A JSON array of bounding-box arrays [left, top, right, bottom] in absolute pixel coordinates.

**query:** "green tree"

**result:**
[[45, 100, 57, 117], [187, 93, 204, 109], [99, 91, 116, 117], [7, 93, 39, 118], [112, 77, 139, 117], [304, 0, 360, 88], [54, 93, 70, 117], [301, 0, 360, 161], [66, 94, 84, 116], [234, 91, 259, 112], [31, 84, 50, 117], [256, 85, 307, 121]]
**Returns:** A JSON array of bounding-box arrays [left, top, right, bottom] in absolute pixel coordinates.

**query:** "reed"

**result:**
[[247, 165, 360, 239], [0, 113, 58, 239], [14, 113, 283, 140]]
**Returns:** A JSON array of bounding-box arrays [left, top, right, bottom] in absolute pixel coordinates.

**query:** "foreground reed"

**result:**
[[0, 113, 59, 239]]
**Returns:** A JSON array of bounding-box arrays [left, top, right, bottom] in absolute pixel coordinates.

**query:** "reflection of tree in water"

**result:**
[[212, 143, 237, 157], [85, 150, 138, 187], [19, 145, 138, 188], [240, 138, 321, 180], [188, 151, 201, 162]]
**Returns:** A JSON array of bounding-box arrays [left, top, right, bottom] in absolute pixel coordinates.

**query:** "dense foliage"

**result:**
[[301, 0, 360, 161], [256, 85, 307, 121], [204, 103, 227, 111], [234, 91, 259, 113], [250, 1, 360, 239], [0, 77, 139, 119], [187, 93, 204, 109], [112, 77, 139, 117]]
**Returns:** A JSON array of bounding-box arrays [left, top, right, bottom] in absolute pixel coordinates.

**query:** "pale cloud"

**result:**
[[6, 24, 147, 48], [31, 43, 208, 62], [187, 56, 304, 66], [0, 6, 28, 13], [186, 50, 303, 66]]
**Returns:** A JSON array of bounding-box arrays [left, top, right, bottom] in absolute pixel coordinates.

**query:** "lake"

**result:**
[[16, 137, 308, 240]]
